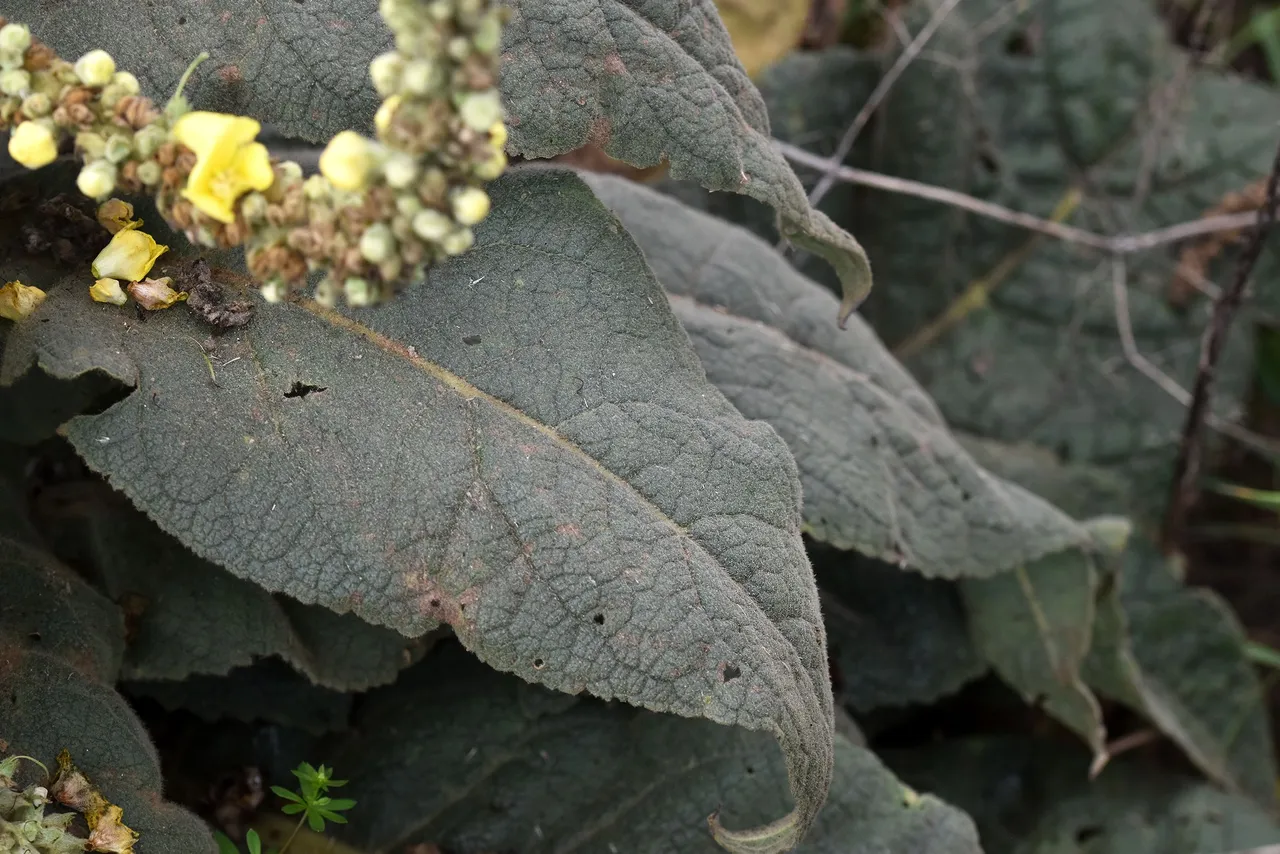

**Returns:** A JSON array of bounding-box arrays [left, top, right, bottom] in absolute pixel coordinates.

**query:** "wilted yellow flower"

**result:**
[[8, 120, 58, 169], [86, 804, 138, 854], [172, 111, 275, 224], [90, 277, 128, 305], [127, 277, 186, 311], [319, 130, 376, 191], [91, 229, 167, 281], [0, 280, 47, 321], [97, 198, 141, 234]]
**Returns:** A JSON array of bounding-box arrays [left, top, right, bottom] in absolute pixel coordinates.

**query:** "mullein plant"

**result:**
[[0, 0, 508, 320]]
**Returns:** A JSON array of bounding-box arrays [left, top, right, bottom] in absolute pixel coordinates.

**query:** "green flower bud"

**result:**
[[472, 148, 506, 180], [261, 278, 289, 304], [402, 58, 442, 95], [240, 191, 269, 223], [378, 256, 404, 282], [395, 193, 423, 218], [20, 92, 51, 117], [111, 71, 141, 95], [458, 90, 503, 132], [369, 51, 404, 97], [450, 186, 490, 226], [0, 47, 25, 72], [359, 222, 397, 263], [277, 160, 304, 183], [447, 36, 472, 62], [441, 227, 475, 256], [314, 275, 339, 308], [75, 131, 107, 160], [0, 68, 29, 97], [133, 124, 167, 159], [137, 160, 162, 186], [382, 151, 419, 189], [103, 134, 133, 164], [426, 0, 454, 22], [344, 277, 374, 307], [412, 208, 453, 242], [77, 160, 117, 200], [473, 14, 503, 54], [303, 174, 332, 201], [0, 24, 32, 54], [74, 49, 116, 87]]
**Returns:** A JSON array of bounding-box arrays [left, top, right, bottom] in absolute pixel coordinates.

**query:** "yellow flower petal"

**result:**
[[0, 280, 46, 321], [127, 277, 186, 311], [173, 111, 276, 224], [90, 277, 128, 305], [97, 198, 141, 234], [91, 229, 168, 281], [8, 120, 58, 169]]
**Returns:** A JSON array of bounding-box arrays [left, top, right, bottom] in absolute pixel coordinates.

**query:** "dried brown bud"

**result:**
[[155, 141, 177, 167], [60, 86, 95, 107], [23, 42, 54, 71], [114, 94, 158, 129]]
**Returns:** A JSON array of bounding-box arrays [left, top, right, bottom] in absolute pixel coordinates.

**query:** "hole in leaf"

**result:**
[[745, 766, 754, 775], [1004, 30, 1035, 55], [722, 664, 741, 682], [960, 489, 971, 501], [28, 631, 40, 642], [429, 598, 440, 608], [177, 15, 187, 24], [592, 613, 605, 625], [463, 334, 482, 345], [533, 658, 546, 670], [284, 381, 327, 399], [978, 150, 999, 173]]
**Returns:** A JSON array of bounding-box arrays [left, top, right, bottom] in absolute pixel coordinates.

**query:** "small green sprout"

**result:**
[[214, 762, 355, 854]]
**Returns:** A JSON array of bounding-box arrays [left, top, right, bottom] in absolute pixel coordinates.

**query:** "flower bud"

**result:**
[[240, 191, 269, 223], [7, 120, 58, 169], [20, 92, 51, 117], [369, 51, 403, 97], [489, 121, 508, 149], [402, 59, 442, 95], [0, 24, 31, 54], [314, 275, 339, 308], [74, 49, 116, 87], [0, 280, 46, 322], [473, 13, 503, 54], [458, 90, 503, 132], [472, 149, 506, 180], [396, 193, 423, 218], [0, 68, 30, 96], [103, 134, 133, 164], [111, 71, 140, 95], [426, 0, 454, 22], [277, 160, 303, 184], [344, 277, 374, 307], [375, 94, 402, 138], [382, 150, 418, 189], [412, 208, 453, 242], [319, 130, 375, 191], [359, 222, 397, 264], [75, 131, 107, 159], [77, 160, 117, 199], [441, 227, 475, 256], [137, 160, 162, 186], [90, 277, 128, 305], [261, 278, 289, 303], [132, 124, 167, 159], [451, 186, 490, 226], [97, 198, 140, 233], [447, 36, 472, 62], [303, 174, 332, 200]]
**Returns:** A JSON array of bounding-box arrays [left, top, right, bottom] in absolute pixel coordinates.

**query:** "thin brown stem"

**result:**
[[1163, 135, 1280, 550]]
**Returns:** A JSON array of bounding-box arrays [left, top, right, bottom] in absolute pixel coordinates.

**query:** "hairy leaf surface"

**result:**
[[502, 1, 873, 318], [331, 646, 982, 854], [0, 533, 216, 853], [1, 169, 831, 853], [961, 549, 1105, 757], [586, 172, 1088, 578], [1083, 538, 1277, 804]]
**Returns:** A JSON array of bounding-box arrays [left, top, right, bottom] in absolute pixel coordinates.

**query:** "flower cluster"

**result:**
[[0, 0, 508, 313]]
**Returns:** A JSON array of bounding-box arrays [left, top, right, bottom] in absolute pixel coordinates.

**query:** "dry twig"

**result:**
[[1163, 136, 1280, 549]]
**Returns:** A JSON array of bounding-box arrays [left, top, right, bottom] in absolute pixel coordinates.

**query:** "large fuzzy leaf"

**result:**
[[1083, 537, 1277, 805], [330, 645, 982, 854], [502, 1, 873, 318], [586, 172, 1088, 578], [1, 169, 831, 853], [887, 737, 1280, 854], [52, 492, 425, 688], [961, 548, 1105, 758], [0, 532, 216, 853]]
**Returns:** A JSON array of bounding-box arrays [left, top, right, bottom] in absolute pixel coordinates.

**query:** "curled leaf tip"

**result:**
[[708, 808, 802, 854]]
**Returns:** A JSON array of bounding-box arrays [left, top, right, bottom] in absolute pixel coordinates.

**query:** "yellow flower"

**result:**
[[127, 277, 186, 311], [0, 280, 47, 321], [319, 130, 375, 191], [96, 198, 141, 234], [172, 111, 276, 224], [91, 229, 167, 281], [8, 120, 58, 169], [90, 277, 128, 305]]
